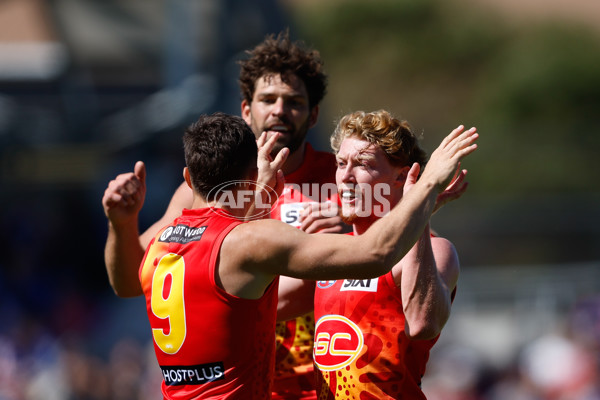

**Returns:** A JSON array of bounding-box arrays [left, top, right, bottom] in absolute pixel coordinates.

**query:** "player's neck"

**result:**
[[281, 142, 306, 176], [192, 194, 249, 219]]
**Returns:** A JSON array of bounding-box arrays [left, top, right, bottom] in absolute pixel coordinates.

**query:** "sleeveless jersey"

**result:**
[[313, 234, 444, 400], [270, 143, 337, 400], [139, 208, 279, 399]]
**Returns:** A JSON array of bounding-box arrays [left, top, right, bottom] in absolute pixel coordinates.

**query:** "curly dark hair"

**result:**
[[238, 30, 327, 109], [183, 112, 257, 200]]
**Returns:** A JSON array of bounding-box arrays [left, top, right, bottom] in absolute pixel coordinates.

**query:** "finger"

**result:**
[[453, 166, 464, 183], [447, 169, 469, 191], [301, 202, 320, 212], [118, 190, 136, 206], [447, 166, 461, 188], [302, 216, 344, 234], [444, 131, 478, 163], [134, 161, 146, 185], [104, 191, 125, 208], [406, 163, 420, 184], [447, 168, 466, 189], [256, 131, 267, 148], [273, 170, 285, 197], [299, 203, 324, 223], [120, 175, 140, 196], [440, 125, 465, 149], [442, 181, 469, 204], [298, 203, 316, 222], [452, 128, 478, 153], [260, 131, 280, 157], [272, 146, 289, 170], [315, 225, 346, 234], [300, 213, 324, 233], [447, 179, 469, 198], [454, 142, 478, 161]]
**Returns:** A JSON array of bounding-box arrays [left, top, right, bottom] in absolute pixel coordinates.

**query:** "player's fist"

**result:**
[[102, 161, 147, 225]]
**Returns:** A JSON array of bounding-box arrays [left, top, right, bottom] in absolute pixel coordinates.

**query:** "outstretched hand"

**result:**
[[433, 168, 469, 214], [420, 125, 478, 193], [102, 161, 146, 225], [245, 132, 289, 220], [256, 132, 288, 198]]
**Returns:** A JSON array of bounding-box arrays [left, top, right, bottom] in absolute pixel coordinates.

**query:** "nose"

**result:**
[[338, 163, 355, 184], [271, 97, 285, 117]]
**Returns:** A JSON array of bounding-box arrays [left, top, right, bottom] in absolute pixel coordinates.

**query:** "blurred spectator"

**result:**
[[519, 332, 596, 399]]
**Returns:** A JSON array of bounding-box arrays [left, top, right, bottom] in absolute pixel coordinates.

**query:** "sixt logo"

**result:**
[[340, 278, 379, 293], [207, 180, 278, 221], [313, 315, 364, 371], [159, 225, 207, 244]]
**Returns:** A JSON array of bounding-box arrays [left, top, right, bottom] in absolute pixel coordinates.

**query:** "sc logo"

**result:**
[[313, 315, 364, 371]]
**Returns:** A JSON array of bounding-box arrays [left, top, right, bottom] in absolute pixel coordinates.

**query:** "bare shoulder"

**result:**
[[431, 236, 460, 288], [431, 236, 458, 258]]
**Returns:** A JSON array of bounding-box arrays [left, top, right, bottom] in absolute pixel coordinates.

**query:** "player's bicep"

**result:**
[[237, 220, 384, 281], [252, 223, 377, 280]]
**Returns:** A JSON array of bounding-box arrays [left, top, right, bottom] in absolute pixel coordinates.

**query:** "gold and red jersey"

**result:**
[[313, 271, 441, 400], [271, 143, 338, 400], [140, 208, 279, 399]]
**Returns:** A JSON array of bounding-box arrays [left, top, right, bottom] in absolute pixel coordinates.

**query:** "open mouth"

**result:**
[[339, 188, 358, 204], [265, 124, 291, 136]]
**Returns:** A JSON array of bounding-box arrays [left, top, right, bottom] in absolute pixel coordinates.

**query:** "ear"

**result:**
[[241, 99, 251, 125], [393, 165, 411, 188], [308, 105, 319, 129], [183, 167, 193, 189]]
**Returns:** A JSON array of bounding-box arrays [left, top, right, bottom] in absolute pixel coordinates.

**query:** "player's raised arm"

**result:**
[[102, 161, 147, 297], [102, 162, 193, 297], [220, 125, 478, 298]]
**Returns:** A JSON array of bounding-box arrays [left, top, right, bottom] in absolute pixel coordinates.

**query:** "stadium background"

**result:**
[[0, 0, 599, 398]]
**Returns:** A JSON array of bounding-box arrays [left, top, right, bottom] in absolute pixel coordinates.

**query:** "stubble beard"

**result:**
[[268, 117, 311, 158], [340, 212, 358, 225], [339, 201, 359, 225]]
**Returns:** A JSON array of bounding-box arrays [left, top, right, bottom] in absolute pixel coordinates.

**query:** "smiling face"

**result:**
[[241, 73, 318, 157], [335, 136, 407, 231]]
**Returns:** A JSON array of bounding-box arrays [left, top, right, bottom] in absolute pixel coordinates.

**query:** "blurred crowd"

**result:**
[[0, 304, 162, 400], [424, 295, 600, 400]]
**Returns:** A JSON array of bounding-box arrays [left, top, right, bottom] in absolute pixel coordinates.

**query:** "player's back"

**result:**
[[140, 207, 279, 399]]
